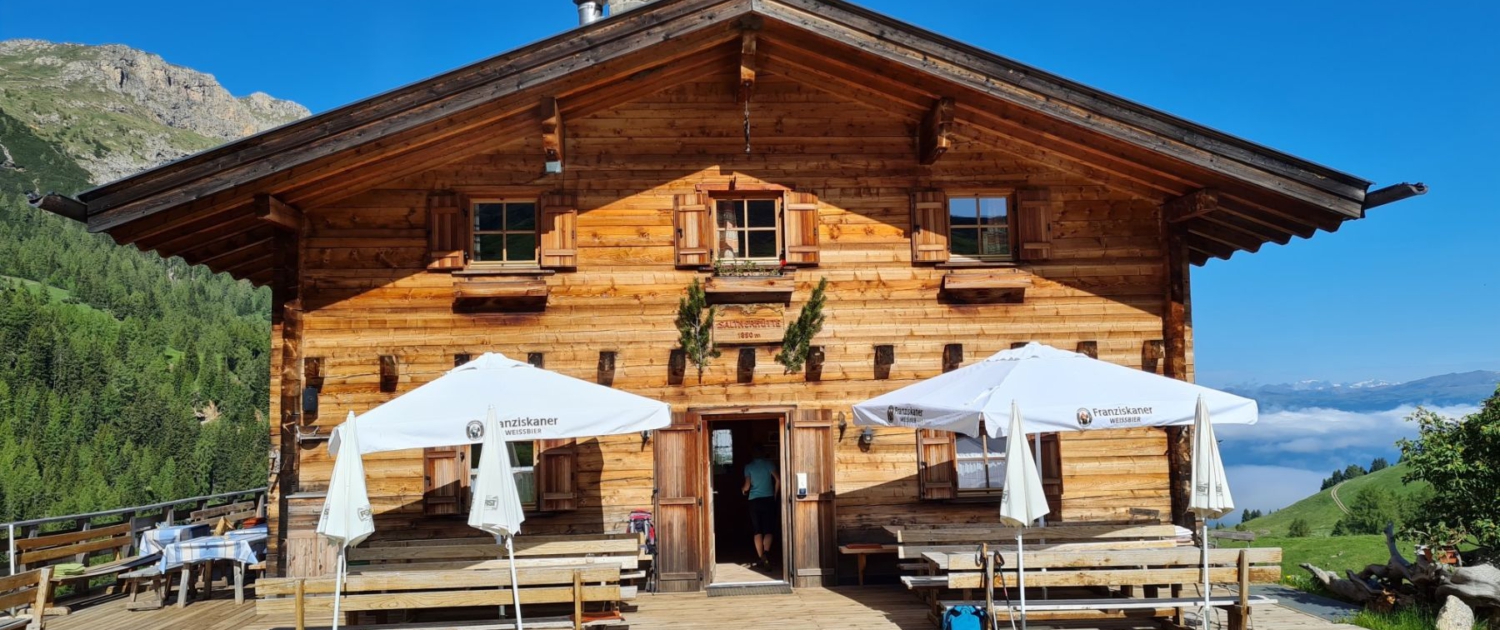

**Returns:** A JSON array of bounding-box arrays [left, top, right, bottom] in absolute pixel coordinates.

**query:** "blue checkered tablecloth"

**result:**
[[160, 526, 268, 570], [139, 523, 211, 556]]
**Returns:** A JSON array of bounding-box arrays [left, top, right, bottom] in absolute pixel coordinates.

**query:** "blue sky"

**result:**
[[4, 0, 1496, 387]]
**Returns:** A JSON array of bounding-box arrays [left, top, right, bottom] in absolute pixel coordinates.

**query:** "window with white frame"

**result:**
[[472, 200, 539, 265], [948, 194, 1014, 261], [715, 198, 780, 262], [955, 434, 1007, 493]]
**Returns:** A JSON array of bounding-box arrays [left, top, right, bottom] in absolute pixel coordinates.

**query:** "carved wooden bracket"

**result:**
[[738, 32, 757, 104], [919, 97, 956, 165], [541, 97, 563, 173]]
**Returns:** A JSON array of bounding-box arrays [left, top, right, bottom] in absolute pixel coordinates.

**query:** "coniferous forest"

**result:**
[[0, 105, 272, 522]]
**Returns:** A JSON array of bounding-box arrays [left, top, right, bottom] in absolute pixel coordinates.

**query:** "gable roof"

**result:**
[[35, 0, 1421, 282]]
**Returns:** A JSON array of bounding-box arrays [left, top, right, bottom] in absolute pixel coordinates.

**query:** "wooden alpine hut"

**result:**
[[33, 0, 1423, 593]]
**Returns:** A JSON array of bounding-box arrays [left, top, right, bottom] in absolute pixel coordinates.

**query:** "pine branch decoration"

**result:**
[[775, 277, 828, 374], [675, 278, 720, 384]]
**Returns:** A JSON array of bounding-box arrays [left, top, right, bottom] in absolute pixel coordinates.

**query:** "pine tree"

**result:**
[[775, 277, 828, 374], [674, 278, 719, 384]]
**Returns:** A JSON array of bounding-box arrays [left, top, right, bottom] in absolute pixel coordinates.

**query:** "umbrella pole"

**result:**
[[1016, 532, 1026, 630], [1201, 521, 1210, 630], [507, 535, 524, 630], [332, 547, 345, 630]]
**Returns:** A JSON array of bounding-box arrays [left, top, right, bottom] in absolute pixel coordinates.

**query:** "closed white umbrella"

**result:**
[[469, 407, 528, 629], [317, 412, 375, 630], [1188, 396, 1234, 630], [852, 343, 1257, 437], [330, 353, 670, 456], [998, 401, 1050, 630]]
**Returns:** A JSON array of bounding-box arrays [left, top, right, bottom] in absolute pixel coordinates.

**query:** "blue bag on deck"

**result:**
[[942, 605, 988, 630]]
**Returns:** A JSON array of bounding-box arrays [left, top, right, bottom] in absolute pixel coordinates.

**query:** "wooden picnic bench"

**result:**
[[891, 523, 1281, 628], [838, 543, 897, 586], [258, 565, 633, 630], [15, 522, 159, 614], [351, 533, 647, 586], [0, 567, 52, 630]]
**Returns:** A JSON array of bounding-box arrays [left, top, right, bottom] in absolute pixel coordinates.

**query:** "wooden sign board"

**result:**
[[713, 304, 785, 345]]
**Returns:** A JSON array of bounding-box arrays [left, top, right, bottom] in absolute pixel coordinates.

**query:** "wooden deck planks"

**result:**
[[42, 585, 1355, 630]]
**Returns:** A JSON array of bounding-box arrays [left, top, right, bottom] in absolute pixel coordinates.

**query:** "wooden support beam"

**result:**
[[379, 356, 399, 393], [540, 97, 563, 173], [737, 32, 757, 104], [1076, 341, 1098, 359], [805, 345, 824, 382], [597, 351, 617, 387], [255, 194, 303, 232], [1164, 189, 1219, 224], [1162, 212, 1194, 529], [919, 97, 956, 165], [736, 348, 756, 384], [942, 343, 963, 373], [874, 345, 895, 380], [668, 349, 687, 386]]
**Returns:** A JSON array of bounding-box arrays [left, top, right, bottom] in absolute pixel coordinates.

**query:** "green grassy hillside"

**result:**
[[1240, 463, 1428, 537]]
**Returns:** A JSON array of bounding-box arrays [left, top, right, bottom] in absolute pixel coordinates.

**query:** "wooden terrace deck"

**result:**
[[37, 584, 1357, 630]]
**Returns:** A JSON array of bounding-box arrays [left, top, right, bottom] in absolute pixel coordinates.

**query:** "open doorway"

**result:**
[[706, 415, 786, 585]]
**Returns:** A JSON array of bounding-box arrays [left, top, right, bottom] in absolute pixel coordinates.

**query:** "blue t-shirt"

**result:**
[[745, 458, 777, 500]]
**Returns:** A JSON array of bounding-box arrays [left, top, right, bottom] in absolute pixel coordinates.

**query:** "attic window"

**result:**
[[949, 195, 1015, 261], [473, 200, 539, 266]]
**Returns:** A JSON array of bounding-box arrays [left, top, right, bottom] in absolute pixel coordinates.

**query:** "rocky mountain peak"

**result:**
[[0, 39, 309, 184]]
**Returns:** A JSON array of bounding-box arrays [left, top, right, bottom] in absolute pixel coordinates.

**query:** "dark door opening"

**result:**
[[707, 415, 786, 585]]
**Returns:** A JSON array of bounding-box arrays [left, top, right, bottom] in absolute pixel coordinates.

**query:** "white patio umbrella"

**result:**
[[316, 412, 375, 630], [330, 352, 671, 456], [469, 407, 528, 630], [852, 343, 1257, 437], [998, 401, 1050, 630], [1188, 396, 1234, 630]]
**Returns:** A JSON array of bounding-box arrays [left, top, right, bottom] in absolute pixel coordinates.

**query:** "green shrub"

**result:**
[[1288, 518, 1312, 538]]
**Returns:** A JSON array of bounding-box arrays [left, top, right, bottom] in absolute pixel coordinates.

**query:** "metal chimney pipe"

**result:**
[[575, 0, 603, 25]]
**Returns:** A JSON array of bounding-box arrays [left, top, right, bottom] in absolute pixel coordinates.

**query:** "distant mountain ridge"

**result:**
[[1225, 371, 1500, 412], [0, 38, 308, 183]]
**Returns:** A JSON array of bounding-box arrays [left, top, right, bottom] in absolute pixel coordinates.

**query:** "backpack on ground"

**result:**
[[942, 605, 989, 630]]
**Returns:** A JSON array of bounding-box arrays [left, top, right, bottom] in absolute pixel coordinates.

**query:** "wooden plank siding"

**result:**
[[279, 71, 1182, 579]]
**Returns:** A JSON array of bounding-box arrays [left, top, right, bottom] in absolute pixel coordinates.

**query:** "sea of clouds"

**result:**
[[1213, 404, 1478, 523]]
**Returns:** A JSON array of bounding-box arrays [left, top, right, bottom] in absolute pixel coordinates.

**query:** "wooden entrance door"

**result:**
[[653, 412, 705, 592], [788, 410, 837, 587], [423, 446, 469, 516]]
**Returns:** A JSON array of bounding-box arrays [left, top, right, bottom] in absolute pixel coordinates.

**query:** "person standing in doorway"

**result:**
[[742, 444, 779, 569]]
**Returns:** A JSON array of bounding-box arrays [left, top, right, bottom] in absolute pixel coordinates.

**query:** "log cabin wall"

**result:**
[[283, 72, 1182, 568]]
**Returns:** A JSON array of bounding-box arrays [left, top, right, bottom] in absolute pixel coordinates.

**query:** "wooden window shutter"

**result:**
[[1016, 189, 1054, 261], [537, 438, 579, 511], [915, 429, 957, 500], [427, 192, 468, 270], [423, 446, 469, 516], [910, 190, 950, 264], [1032, 433, 1064, 516], [782, 191, 821, 266], [539, 192, 579, 269], [673, 192, 714, 267]]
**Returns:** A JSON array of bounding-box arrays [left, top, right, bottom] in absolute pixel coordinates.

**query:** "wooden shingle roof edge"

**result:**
[[41, 0, 1419, 238]]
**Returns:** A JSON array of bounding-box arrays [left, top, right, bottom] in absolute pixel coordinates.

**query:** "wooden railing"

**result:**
[[0, 487, 267, 576]]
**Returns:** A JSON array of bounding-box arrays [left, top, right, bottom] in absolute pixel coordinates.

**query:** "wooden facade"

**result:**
[[37, 0, 1418, 594]]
